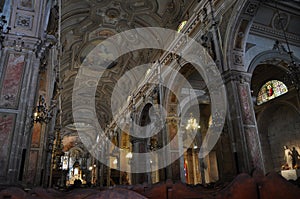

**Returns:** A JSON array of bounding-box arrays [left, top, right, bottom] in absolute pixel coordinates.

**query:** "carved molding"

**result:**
[[15, 13, 33, 30], [250, 23, 300, 47], [223, 70, 252, 84], [244, 1, 259, 16]]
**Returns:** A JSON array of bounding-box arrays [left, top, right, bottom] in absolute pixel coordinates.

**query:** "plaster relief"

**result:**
[[244, 2, 259, 16], [122, 0, 155, 13], [15, 13, 33, 30]]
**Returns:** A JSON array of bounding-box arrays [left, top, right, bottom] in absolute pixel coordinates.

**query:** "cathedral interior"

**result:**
[[0, 0, 300, 198]]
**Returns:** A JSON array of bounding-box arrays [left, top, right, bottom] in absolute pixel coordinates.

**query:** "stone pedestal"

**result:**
[[281, 169, 300, 181]]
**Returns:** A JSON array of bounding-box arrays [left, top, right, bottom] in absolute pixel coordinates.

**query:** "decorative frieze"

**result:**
[[250, 23, 300, 46], [222, 70, 252, 84]]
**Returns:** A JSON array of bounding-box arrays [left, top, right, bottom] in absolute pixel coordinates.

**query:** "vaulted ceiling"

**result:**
[[59, 0, 300, 149], [60, 0, 197, 139]]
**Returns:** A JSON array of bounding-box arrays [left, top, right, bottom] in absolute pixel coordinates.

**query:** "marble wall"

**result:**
[[0, 53, 25, 109], [0, 113, 16, 180]]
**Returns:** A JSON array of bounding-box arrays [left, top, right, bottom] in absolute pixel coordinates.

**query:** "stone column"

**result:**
[[131, 137, 147, 184], [0, 0, 55, 186], [178, 125, 186, 183], [223, 70, 264, 173], [166, 117, 180, 181]]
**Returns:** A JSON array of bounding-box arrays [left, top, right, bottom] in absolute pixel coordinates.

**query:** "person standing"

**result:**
[[290, 147, 300, 169]]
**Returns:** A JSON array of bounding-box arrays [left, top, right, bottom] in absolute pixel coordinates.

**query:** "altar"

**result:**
[[281, 169, 300, 181]]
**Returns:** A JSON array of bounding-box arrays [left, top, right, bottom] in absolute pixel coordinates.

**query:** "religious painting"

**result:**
[[257, 80, 288, 105], [177, 20, 187, 33], [0, 53, 26, 109], [18, 0, 34, 10], [0, 113, 15, 177]]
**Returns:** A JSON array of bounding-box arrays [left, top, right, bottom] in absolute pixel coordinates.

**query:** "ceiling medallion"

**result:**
[[105, 8, 120, 19]]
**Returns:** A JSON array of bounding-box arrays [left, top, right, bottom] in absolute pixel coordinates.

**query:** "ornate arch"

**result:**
[[247, 50, 299, 74], [224, 0, 261, 71]]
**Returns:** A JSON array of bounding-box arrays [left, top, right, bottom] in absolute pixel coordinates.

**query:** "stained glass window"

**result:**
[[177, 20, 187, 33], [257, 80, 288, 105]]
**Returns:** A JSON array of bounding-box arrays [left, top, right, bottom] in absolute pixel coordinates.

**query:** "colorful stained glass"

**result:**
[[257, 80, 288, 105], [177, 21, 187, 33]]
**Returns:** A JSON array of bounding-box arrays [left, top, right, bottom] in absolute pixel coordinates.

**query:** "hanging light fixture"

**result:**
[[0, 9, 11, 49], [185, 88, 200, 131], [275, 3, 300, 91], [186, 113, 200, 131], [32, 95, 53, 123]]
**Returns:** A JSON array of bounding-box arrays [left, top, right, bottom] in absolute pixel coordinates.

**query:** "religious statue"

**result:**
[[283, 145, 292, 169]]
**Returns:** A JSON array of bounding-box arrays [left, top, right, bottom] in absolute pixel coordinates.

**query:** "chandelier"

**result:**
[[186, 113, 200, 131], [0, 9, 11, 49], [32, 95, 53, 123], [286, 60, 300, 91], [275, 4, 300, 91]]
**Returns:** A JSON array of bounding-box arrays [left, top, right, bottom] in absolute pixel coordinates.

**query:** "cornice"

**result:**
[[250, 23, 300, 47]]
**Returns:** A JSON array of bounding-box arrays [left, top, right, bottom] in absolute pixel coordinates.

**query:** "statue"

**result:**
[[283, 146, 292, 169]]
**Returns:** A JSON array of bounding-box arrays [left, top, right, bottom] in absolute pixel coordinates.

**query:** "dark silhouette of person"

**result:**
[[289, 147, 300, 169]]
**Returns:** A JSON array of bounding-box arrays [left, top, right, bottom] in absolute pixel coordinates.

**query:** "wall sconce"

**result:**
[[113, 158, 118, 165], [126, 152, 133, 164], [0, 10, 11, 49], [126, 152, 133, 159], [32, 95, 53, 123]]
